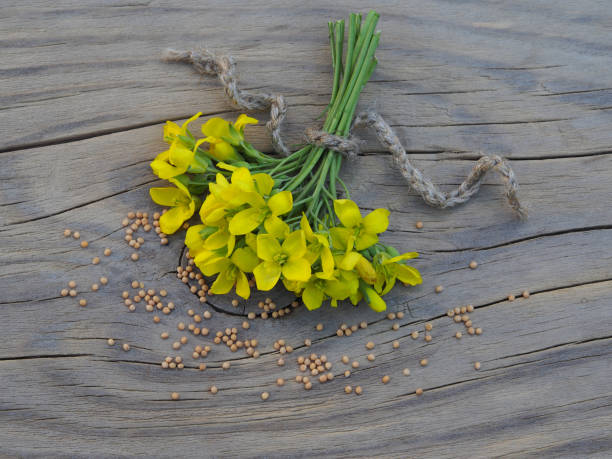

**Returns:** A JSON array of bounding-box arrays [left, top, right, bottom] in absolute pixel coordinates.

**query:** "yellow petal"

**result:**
[[256, 234, 281, 261], [231, 167, 255, 192], [216, 161, 237, 171], [253, 260, 282, 291], [149, 187, 189, 207], [168, 143, 194, 170], [202, 117, 231, 139], [253, 173, 274, 196], [355, 232, 378, 251], [168, 177, 191, 196], [234, 114, 258, 132], [325, 279, 350, 300], [329, 226, 352, 250], [300, 214, 314, 241], [235, 270, 251, 299], [245, 233, 257, 252], [356, 257, 377, 284], [282, 258, 311, 282], [229, 207, 264, 235], [333, 199, 362, 228], [204, 228, 231, 250], [200, 256, 231, 277], [383, 252, 419, 264], [339, 250, 362, 271], [159, 205, 190, 235], [396, 265, 423, 286], [150, 158, 182, 180], [302, 282, 324, 311], [362, 208, 390, 234], [163, 121, 181, 140], [181, 112, 202, 130], [209, 141, 238, 161], [267, 191, 293, 216], [185, 224, 207, 252], [231, 247, 260, 273], [264, 215, 290, 239], [320, 246, 335, 278], [210, 269, 235, 295], [282, 230, 306, 259]]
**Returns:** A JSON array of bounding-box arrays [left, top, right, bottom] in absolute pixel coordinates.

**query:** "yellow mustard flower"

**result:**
[[330, 199, 390, 251], [185, 223, 235, 259], [301, 214, 334, 279], [201, 114, 258, 161], [301, 273, 353, 311], [163, 112, 202, 144], [150, 142, 197, 180], [197, 247, 259, 299], [374, 252, 422, 295], [228, 169, 292, 238], [253, 231, 311, 291], [149, 178, 198, 235]]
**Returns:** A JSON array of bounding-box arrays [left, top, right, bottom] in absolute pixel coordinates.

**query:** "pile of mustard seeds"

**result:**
[[61, 213, 533, 402]]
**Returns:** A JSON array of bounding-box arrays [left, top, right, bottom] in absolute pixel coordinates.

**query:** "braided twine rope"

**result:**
[[164, 48, 527, 219]]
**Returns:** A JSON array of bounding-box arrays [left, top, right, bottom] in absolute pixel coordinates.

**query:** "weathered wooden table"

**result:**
[[2, 1, 611, 457]]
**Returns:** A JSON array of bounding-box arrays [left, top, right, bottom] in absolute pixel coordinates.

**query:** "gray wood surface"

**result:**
[[1, 1, 611, 457]]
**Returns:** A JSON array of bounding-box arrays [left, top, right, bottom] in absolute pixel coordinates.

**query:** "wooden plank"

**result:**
[[2, 0, 612, 457], [2, 1, 612, 158]]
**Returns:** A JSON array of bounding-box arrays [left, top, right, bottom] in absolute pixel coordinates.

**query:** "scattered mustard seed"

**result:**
[[425, 322, 433, 331], [366, 341, 375, 350], [508, 294, 516, 301], [435, 285, 444, 293], [161, 332, 169, 339], [425, 334, 432, 342], [469, 260, 478, 269], [416, 388, 423, 396], [100, 276, 108, 285], [411, 331, 419, 339], [73, 231, 80, 239], [79, 299, 87, 307], [355, 386, 363, 395], [222, 361, 230, 370], [171, 392, 180, 401], [63, 229, 72, 237], [91, 283, 99, 292], [261, 392, 269, 401], [467, 304, 474, 312], [122, 343, 130, 351], [69, 289, 77, 297], [344, 385, 352, 394], [455, 331, 462, 339], [61, 289, 69, 297], [316, 323, 324, 331], [420, 359, 428, 367], [522, 290, 530, 298], [415, 221, 423, 229], [210, 386, 218, 394], [103, 248, 112, 256], [476, 327, 483, 335], [80, 241, 89, 248], [382, 375, 390, 384], [92, 257, 100, 265], [392, 340, 400, 349], [402, 368, 410, 376], [68, 280, 77, 288], [367, 353, 375, 362], [474, 361, 481, 370], [107, 338, 115, 346], [131, 253, 139, 261]]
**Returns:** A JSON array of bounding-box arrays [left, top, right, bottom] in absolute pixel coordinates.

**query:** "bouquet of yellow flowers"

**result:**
[[149, 11, 422, 312]]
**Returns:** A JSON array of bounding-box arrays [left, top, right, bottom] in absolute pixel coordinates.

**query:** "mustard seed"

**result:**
[[508, 294, 515, 301], [79, 299, 87, 307], [304, 338, 312, 347], [161, 332, 169, 339], [171, 392, 180, 400], [420, 359, 428, 367], [455, 332, 462, 339], [397, 312, 405, 319], [345, 385, 352, 394], [122, 343, 130, 351], [382, 375, 390, 384], [131, 253, 139, 261], [210, 386, 218, 394], [425, 334, 432, 342], [454, 315, 462, 323], [91, 283, 99, 292], [474, 361, 481, 370], [203, 311, 212, 319], [128, 305, 136, 312], [100, 277, 108, 285], [276, 378, 285, 387], [222, 361, 230, 370], [315, 323, 324, 331], [476, 327, 482, 335], [80, 241, 89, 248], [467, 304, 474, 313], [107, 338, 115, 346], [63, 229, 72, 237], [68, 280, 77, 288], [172, 342, 181, 350], [341, 355, 349, 364], [103, 248, 111, 256], [392, 340, 400, 349], [61, 289, 69, 297], [355, 386, 363, 395], [522, 290, 530, 298], [73, 231, 80, 239], [69, 289, 77, 297], [199, 363, 206, 371], [351, 361, 359, 369], [242, 321, 250, 330], [402, 368, 410, 376], [415, 221, 423, 229], [435, 285, 444, 293], [366, 341, 375, 350], [344, 370, 351, 377], [469, 260, 478, 269], [411, 331, 419, 339], [425, 322, 433, 331], [360, 321, 368, 329], [231, 299, 239, 307], [415, 388, 423, 396], [392, 323, 399, 331], [387, 312, 396, 320], [304, 382, 312, 390], [153, 316, 160, 323], [468, 327, 475, 335], [367, 353, 375, 361], [277, 358, 285, 366]]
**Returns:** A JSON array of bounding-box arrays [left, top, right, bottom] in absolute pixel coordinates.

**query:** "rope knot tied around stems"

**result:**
[[163, 48, 528, 219]]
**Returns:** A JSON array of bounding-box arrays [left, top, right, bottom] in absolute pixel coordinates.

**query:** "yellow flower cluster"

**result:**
[[148, 113, 422, 312]]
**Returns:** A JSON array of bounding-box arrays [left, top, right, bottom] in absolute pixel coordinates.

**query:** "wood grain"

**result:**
[[1, 0, 611, 457]]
